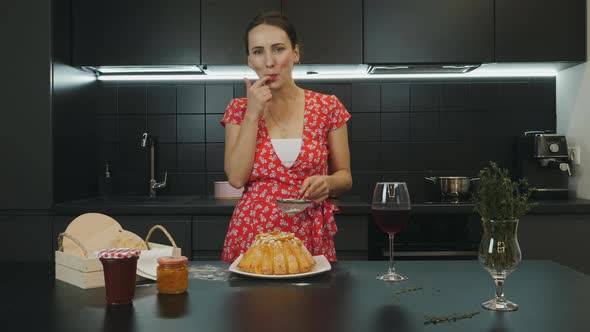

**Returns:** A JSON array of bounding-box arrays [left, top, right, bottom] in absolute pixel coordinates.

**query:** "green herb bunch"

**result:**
[[472, 161, 534, 221]]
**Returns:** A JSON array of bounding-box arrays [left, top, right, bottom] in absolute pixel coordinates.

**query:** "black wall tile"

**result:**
[[118, 143, 146, 172], [148, 115, 176, 143], [98, 115, 117, 143], [148, 86, 176, 114], [157, 143, 177, 173], [529, 80, 556, 111], [206, 114, 225, 142], [178, 144, 206, 172], [177, 114, 205, 143], [119, 115, 146, 143], [350, 142, 381, 171], [118, 86, 146, 114], [381, 113, 410, 141], [350, 113, 380, 142], [352, 83, 380, 112], [411, 113, 439, 141], [379, 143, 410, 171], [441, 83, 469, 111], [206, 84, 234, 114], [469, 82, 500, 111], [381, 83, 409, 112], [117, 170, 148, 194], [86, 79, 556, 199], [97, 86, 117, 114], [299, 83, 352, 111], [170, 172, 205, 195], [206, 143, 225, 172], [350, 171, 382, 201], [500, 82, 531, 111], [411, 84, 440, 111], [178, 85, 205, 114], [513, 111, 556, 134]]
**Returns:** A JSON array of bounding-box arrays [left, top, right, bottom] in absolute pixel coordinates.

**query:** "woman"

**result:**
[[221, 12, 352, 262]]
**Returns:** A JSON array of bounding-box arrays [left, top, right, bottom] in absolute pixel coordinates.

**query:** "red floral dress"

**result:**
[[220, 90, 351, 262]]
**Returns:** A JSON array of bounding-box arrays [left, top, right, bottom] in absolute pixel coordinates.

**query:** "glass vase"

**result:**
[[478, 218, 522, 311]]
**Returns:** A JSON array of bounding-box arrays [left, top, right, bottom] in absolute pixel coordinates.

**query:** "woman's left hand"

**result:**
[[299, 175, 331, 204]]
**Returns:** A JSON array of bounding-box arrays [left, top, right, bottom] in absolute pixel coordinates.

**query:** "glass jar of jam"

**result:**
[[99, 248, 141, 305], [157, 256, 189, 294]]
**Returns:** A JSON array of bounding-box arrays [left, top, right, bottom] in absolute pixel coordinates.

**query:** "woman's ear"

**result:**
[[293, 45, 300, 64]]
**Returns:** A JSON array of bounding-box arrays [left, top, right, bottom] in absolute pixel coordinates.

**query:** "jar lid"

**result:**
[[157, 256, 188, 265], [98, 248, 141, 259]]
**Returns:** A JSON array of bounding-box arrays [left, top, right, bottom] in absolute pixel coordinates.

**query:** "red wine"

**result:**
[[372, 209, 411, 234]]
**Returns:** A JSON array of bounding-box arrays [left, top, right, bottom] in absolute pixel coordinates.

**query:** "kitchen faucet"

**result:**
[[141, 133, 167, 197]]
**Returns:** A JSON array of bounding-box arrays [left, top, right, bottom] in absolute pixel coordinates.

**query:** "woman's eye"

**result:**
[[252, 50, 262, 55], [274, 47, 285, 53]]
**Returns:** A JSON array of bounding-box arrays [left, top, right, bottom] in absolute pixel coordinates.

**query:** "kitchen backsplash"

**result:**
[[90, 78, 555, 202]]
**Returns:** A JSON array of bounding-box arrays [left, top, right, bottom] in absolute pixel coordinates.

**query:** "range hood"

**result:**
[[368, 64, 480, 74]]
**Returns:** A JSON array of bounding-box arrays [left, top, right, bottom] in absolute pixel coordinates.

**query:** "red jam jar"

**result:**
[[157, 256, 189, 294], [99, 248, 141, 305]]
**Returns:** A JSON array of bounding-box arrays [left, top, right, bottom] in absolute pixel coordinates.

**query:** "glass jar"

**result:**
[[99, 248, 141, 305], [157, 256, 189, 294]]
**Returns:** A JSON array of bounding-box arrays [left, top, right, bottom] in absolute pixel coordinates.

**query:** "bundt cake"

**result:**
[[237, 231, 316, 275]]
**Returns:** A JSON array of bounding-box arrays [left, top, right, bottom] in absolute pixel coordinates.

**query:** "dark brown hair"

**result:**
[[244, 11, 299, 55]]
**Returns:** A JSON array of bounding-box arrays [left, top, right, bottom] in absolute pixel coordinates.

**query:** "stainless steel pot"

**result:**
[[425, 176, 480, 199]]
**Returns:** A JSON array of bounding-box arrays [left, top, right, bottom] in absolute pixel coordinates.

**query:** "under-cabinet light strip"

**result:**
[[98, 70, 557, 81]]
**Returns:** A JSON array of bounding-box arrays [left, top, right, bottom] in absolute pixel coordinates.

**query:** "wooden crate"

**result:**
[[55, 225, 181, 289]]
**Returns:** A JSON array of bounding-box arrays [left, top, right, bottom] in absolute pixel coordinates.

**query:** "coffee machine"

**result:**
[[517, 131, 572, 199]]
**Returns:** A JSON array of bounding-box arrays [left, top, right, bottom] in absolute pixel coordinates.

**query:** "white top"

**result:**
[[271, 139, 302, 168]]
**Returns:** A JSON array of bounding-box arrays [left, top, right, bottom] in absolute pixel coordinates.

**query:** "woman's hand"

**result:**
[[299, 175, 331, 204], [244, 77, 272, 119]]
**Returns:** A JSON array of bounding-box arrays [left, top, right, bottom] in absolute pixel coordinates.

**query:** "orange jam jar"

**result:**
[[156, 256, 189, 294]]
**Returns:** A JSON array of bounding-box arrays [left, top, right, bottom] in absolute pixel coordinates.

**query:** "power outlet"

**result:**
[[568, 146, 581, 165]]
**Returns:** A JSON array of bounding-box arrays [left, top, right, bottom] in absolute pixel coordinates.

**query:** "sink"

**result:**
[[80, 195, 199, 205]]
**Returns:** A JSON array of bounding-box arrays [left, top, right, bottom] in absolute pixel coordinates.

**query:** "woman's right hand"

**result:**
[[244, 77, 272, 118]]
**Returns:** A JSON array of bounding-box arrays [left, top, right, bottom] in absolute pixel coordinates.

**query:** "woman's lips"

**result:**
[[267, 74, 278, 81]]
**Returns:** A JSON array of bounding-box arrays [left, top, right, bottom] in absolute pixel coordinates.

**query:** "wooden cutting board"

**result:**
[[62, 213, 123, 257]]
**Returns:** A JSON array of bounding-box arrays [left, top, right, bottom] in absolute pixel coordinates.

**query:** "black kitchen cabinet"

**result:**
[[334, 216, 369, 260], [283, 0, 362, 64], [201, 0, 281, 65], [364, 0, 493, 64], [1, 216, 52, 262], [2, 1, 52, 209], [519, 214, 590, 276], [192, 216, 230, 260], [73, 0, 201, 66], [495, 0, 586, 62]]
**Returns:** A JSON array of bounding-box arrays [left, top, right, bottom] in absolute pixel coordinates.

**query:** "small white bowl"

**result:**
[[214, 181, 244, 200]]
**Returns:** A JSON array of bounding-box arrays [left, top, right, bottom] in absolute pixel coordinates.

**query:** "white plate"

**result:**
[[228, 255, 331, 279]]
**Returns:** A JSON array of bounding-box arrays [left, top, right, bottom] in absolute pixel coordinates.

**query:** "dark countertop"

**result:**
[[52, 195, 590, 216], [4, 260, 590, 331]]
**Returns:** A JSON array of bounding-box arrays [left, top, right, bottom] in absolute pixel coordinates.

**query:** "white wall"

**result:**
[[556, 0, 590, 199]]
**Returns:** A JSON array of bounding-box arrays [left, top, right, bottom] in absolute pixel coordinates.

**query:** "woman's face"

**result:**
[[247, 24, 299, 90]]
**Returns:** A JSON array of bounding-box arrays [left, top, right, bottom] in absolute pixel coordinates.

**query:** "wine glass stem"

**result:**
[[388, 233, 396, 275], [494, 278, 506, 302]]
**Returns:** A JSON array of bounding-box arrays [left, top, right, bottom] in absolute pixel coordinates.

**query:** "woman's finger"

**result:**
[[252, 75, 271, 88], [299, 178, 311, 197]]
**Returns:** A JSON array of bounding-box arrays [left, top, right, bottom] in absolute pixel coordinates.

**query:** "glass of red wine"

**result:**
[[372, 182, 411, 282]]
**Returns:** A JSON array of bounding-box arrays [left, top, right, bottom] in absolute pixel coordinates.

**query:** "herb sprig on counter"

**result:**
[[472, 161, 534, 221], [424, 311, 480, 325], [394, 286, 423, 296]]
